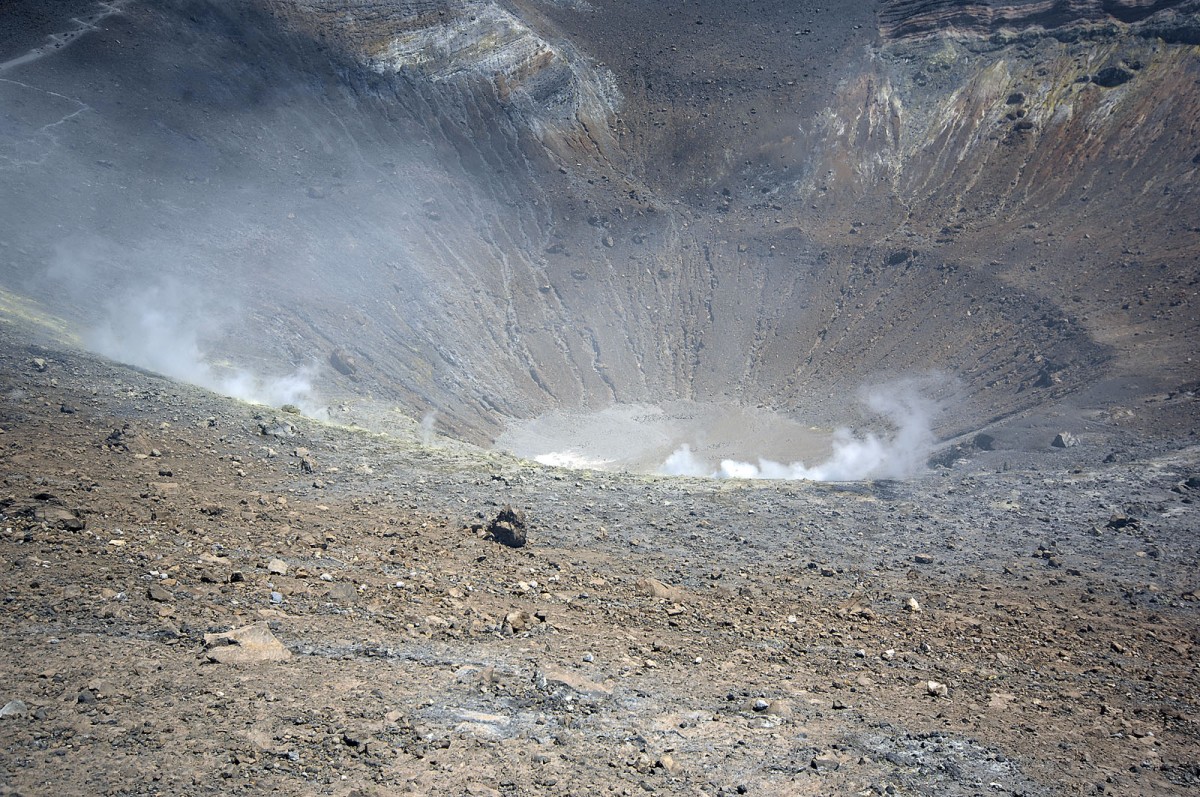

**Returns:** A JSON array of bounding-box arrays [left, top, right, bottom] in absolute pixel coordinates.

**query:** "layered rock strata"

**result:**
[[879, 0, 1200, 44]]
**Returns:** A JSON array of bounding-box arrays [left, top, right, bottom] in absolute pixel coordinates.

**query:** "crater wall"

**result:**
[[0, 0, 1194, 444]]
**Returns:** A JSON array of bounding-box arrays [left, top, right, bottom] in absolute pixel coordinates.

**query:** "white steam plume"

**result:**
[[659, 380, 941, 481], [89, 282, 327, 418], [419, 411, 438, 446]]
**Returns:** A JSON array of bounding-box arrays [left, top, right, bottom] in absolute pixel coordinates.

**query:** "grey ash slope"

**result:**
[[1, 0, 1194, 447]]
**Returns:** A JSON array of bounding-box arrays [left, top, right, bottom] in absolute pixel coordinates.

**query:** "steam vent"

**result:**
[[1, 1, 1198, 795]]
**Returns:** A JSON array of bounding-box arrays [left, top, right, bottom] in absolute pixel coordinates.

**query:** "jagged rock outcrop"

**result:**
[[879, 0, 1200, 44], [262, 0, 622, 155], [785, 4, 1200, 417]]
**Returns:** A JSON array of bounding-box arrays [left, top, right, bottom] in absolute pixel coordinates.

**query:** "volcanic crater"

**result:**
[[0, 1, 1197, 795]]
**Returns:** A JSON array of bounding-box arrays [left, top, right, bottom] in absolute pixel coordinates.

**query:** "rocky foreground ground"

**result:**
[[1, 334, 1197, 796]]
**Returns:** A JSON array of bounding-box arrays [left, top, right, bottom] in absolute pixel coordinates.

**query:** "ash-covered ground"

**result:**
[[1, 334, 1197, 796]]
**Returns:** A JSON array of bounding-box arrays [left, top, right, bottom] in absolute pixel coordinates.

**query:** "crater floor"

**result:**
[[494, 401, 837, 476]]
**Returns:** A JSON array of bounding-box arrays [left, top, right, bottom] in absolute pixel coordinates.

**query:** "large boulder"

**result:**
[[486, 505, 528, 548]]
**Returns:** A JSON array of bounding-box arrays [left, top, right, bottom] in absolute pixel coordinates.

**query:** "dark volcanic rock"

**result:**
[[487, 505, 528, 548], [330, 348, 358, 376], [1091, 66, 1134, 87]]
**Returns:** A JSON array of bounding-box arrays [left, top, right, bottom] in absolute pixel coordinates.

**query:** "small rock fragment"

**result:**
[[811, 755, 840, 772], [926, 680, 948, 697], [636, 577, 684, 602], [204, 622, 291, 664], [1106, 513, 1138, 531], [326, 582, 357, 601], [259, 419, 296, 438], [267, 558, 288, 576], [905, 597, 921, 613], [0, 700, 28, 718], [1051, 432, 1077, 448], [505, 610, 531, 633], [147, 585, 171, 603]]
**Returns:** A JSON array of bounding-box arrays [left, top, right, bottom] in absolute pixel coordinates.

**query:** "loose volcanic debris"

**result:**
[[0, 338, 1197, 795]]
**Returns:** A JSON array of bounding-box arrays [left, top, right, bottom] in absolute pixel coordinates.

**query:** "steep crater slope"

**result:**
[[0, 0, 1195, 460]]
